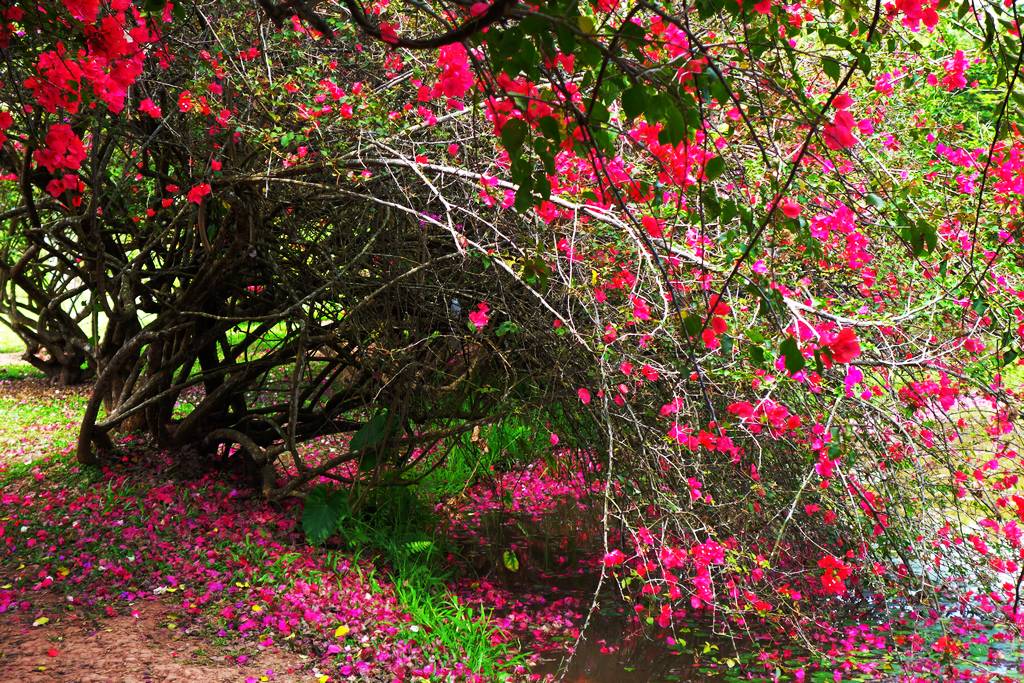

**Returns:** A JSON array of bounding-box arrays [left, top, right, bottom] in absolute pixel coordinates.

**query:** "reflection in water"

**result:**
[[531, 621, 724, 682], [440, 469, 1024, 682], [443, 497, 726, 682]]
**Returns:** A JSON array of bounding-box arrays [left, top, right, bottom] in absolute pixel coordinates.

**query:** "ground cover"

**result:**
[[2, 363, 1024, 681]]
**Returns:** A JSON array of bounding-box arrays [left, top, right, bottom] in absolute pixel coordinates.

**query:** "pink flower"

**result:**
[[468, 302, 490, 331], [641, 215, 664, 238], [139, 98, 162, 119], [45, 173, 83, 199], [963, 337, 985, 353], [660, 397, 683, 416], [26, 47, 85, 113], [832, 93, 854, 110], [894, 0, 939, 31], [433, 44, 473, 101], [780, 197, 802, 219], [62, 0, 100, 23], [822, 110, 858, 150], [602, 549, 626, 567], [178, 90, 193, 112], [844, 365, 863, 396], [941, 50, 969, 91], [827, 328, 861, 364], [817, 555, 851, 595], [631, 296, 651, 322], [33, 124, 87, 173], [187, 183, 212, 204], [379, 22, 399, 44], [577, 388, 592, 405], [815, 453, 837, 479]]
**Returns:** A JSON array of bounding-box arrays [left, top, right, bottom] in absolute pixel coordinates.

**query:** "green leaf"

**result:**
[[351, 412, 390, 453], [500, 119, 528, 152], [822, 57, 841, 82], [857, 52, 872, 77], [779, 337, 805, 374], [683, 313, 703, 336], [618, 21, 646, 50], [908, 220, 937, 256], [514, 183, 534, 212], [537, 116, 561, 144], [555, 24, 576, 54], [495, 320, 519, 337], [918, 219, 937, 253], [704, 156, 726, 181], [866, 193, 886, 209], [622, 86, 647, 120], [502, 549, 520, 572], [402, 539, 435, 556], [303, 485, 346, 545], [659, 103, 690, 145]]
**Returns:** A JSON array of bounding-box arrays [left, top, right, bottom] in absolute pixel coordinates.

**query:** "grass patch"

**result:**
[[0, 380, 89, 459], [0, 325, 21, 353], [0, 363, 43, 381], [305, 483, 523, 679]]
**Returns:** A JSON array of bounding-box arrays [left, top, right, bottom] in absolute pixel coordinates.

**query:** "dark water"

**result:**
[[530, 622, 724, 682], [444, 500, 726, 682], [443, 491, 1024, 683]]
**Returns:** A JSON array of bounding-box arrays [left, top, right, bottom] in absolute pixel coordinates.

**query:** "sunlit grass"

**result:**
[[0, 325, 21, 353]]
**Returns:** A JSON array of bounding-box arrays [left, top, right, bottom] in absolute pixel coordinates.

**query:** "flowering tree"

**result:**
[[3, 0, 1024, 672]]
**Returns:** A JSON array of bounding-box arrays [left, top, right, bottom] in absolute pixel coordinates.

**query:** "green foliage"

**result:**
[[302, 485, 350, 545], [302, 481, 519, 678], [779, 337, 805, 374], [420, 415, 553, 497]]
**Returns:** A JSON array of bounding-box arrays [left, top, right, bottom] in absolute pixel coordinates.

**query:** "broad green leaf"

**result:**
[[502, 549, 520, 572], [500, 119, 528, 152], [622, 86, 647, 121], [704, 156, 726, 181], [779, 337, 805, 374], [303, 485, 346, 545], [351, 412, 389, 452], [823, 57, 841, 82]]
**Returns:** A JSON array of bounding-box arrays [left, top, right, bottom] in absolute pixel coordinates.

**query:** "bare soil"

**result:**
[[0, 596, 314, 682]]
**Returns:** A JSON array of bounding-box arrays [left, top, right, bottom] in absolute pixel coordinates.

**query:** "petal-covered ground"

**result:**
[[3, 364, 1024, 682], [0, 446, 484, 680]]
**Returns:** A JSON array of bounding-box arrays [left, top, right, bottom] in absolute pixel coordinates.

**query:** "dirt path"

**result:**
[[0, 598, 315, 682]]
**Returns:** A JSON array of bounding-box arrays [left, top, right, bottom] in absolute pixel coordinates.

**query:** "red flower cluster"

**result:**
[[0, 110, 12, 146], [433, 44, 474, 104], [823, 327, 861, 366], [818, 555, 852, 595], [823, 109, 858, 150], [701, 296, 730, 349], [186, 182, 212, 204], [941, 50, 969, 92], [33, 124, 87, 173]]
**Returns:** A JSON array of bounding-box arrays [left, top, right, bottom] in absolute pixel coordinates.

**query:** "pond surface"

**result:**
[[438, 468, 1024, 682], [441, 490, 729, 681]]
